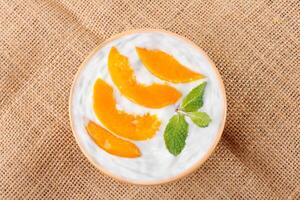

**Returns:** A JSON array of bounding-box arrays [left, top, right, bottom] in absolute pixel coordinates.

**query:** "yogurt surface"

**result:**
[[70, 31, 225, 182]]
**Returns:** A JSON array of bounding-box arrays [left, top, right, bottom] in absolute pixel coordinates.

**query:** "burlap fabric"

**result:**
[[1, 0, 299, 199]]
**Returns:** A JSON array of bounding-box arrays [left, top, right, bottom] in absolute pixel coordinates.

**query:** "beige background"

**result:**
[[0, 0, 299, 199]]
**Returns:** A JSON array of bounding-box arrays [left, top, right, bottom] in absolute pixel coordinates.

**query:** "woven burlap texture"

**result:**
[[1, 0, 299, 199]]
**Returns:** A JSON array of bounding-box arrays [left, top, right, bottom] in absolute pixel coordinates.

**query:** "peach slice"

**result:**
[[108, 47, 181, 108], [93, 79, 161, 140], [136, 47, 205, 83], [86, 121, 141, 158]]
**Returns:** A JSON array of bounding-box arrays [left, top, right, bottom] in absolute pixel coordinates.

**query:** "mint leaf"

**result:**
[[187, 112, 211, 127], [180, 82, 207, 112], [164, 113, 188, 156]]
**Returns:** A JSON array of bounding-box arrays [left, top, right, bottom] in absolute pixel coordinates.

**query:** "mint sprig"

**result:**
[[164, 82, 211, 156]]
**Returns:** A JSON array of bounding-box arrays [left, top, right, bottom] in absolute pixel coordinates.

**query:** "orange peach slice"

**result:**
[[86, 121, 141, 158], [93, 79, 161, 140], [108, 47, 181, 108], [136, 47, 205, 83]]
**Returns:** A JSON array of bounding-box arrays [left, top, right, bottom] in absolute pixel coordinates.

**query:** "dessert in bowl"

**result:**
[[69, 29, 226, 185]]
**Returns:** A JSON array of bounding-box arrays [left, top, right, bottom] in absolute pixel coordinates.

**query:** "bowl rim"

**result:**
[[69, 28, 227, 185]]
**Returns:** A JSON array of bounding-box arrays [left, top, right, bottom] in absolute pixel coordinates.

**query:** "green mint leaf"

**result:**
[[180, 82, 207, 112], [187, 112, 211, 127], [164, 113, 189, 156]]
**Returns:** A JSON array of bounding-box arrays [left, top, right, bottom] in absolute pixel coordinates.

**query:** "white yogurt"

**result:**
[[71, 31, 225, 182]]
